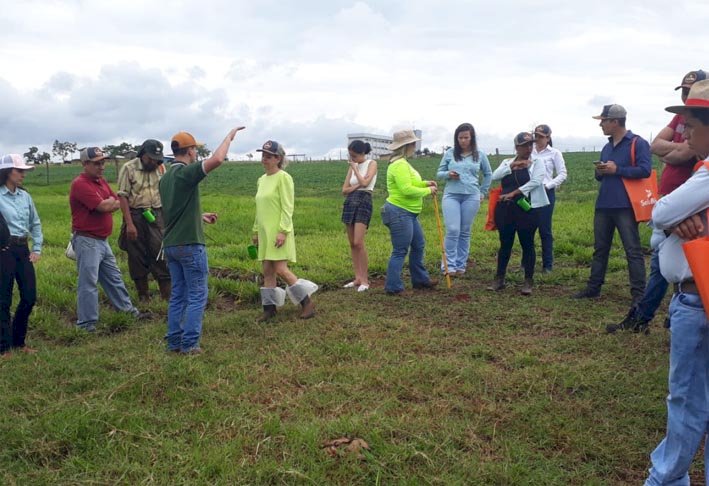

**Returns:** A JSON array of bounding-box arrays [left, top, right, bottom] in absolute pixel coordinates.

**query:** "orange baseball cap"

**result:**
[[170, 131, 204, 152]]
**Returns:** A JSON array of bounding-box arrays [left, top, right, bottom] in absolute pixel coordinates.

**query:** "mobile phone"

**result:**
[[593, 161, 604, 166]]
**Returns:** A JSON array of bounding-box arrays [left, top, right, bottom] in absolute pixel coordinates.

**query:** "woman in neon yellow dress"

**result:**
[[252, 140, 317, 321]]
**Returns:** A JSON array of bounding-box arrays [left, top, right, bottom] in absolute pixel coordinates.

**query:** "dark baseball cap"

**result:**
[[256, 140, 284, 156], [675, 70, 707, 91], [534, 124, 551, 137], [80, 147, 108, 163], [514, 132, 534, 146], [592, 104, 627, 120], [138, 139, 164, 161]]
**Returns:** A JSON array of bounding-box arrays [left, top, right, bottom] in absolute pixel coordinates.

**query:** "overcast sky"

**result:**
[[1, 0, 708, 160]]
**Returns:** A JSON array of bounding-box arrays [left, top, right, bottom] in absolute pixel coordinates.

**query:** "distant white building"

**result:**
[[346, 133, 392, 160]]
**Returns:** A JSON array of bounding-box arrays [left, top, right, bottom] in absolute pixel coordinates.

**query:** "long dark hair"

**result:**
[[0, 168, 13, 187], [453, 123, 479, 162]]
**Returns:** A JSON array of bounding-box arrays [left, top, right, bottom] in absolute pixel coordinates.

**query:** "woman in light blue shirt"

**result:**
[[436, 123, 492, 275], [0, 154, 42, 357]]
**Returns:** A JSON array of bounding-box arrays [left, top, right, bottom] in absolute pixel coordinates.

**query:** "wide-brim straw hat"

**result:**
[[666, 79, 709, 114], [386, 130, 420, 151]]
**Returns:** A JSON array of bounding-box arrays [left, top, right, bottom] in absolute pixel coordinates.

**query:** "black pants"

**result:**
[[497, 224, 537, 280], [587, 208, 646, 304], [0, 244, 36, 353]]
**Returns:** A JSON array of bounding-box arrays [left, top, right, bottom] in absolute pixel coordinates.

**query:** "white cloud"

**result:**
[[1, 0, 708, 158]]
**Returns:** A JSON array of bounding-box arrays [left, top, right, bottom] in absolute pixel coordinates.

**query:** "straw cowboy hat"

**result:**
[[666, 79, 709, 113], [386, 130, 420, 151]]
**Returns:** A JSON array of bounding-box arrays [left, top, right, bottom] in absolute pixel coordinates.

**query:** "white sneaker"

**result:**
[[343, 281, 356, 289], [357, 284, 369, 292]]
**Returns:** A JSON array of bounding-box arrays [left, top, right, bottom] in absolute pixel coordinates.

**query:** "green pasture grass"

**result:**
[[2, 153, 700, 484]]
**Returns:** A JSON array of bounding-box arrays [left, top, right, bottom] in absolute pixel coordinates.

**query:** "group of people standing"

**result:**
[[341, 123, 567, 298], [2, 69, 709, 485]]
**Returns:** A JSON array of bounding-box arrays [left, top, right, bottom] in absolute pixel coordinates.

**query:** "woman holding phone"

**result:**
[[436, 123, 492, 276]]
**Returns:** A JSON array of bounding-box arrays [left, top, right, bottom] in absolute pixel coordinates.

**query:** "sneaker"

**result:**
[[542, 268, 553, 275], [343, 281, 357, 289], [356, 284, 369, 292], [181, 347, 203, 356], [633, 319, 651, 335], [413, 279, 439, 290], [135, 311, 153, 320], [572, 288, 600, 299]]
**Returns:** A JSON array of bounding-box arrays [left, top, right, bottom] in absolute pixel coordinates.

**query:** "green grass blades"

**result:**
[[1, 154, 693, 484]]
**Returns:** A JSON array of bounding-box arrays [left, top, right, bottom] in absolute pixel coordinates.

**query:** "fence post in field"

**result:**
[[45, 160, 49, 185]]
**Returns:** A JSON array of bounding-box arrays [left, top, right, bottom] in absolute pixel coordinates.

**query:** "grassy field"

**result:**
[[0, 153, 696, 484]]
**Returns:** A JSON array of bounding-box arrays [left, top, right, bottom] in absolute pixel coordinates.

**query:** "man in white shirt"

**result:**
[[644, 80, 709, 486]]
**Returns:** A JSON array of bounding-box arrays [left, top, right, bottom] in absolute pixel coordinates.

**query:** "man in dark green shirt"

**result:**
[[159, 126, 245, 354]]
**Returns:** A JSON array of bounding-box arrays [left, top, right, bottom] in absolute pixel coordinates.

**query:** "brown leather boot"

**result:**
[[299, 296, 316, 319], [134, 278, 150, 302], [259, 305, 277, 322], [158, 279, 172, 301]]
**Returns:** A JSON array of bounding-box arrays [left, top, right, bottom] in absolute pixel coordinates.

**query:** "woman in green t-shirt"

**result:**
[[381, 130, 439, 295], [252, 140, 318, 321]]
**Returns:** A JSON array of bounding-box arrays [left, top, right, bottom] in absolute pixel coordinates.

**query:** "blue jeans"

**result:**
[[165, 244, 208, 352], [441, 192, 480, 273], [74, 235, 137, 330], [646, 292, 709, 486], [536, 188, 556, 270], [381, 202, 431, 293], [635, 250, 670, 322]]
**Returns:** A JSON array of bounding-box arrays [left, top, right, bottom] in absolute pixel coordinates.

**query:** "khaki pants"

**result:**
[[119, 208, 170, 282]]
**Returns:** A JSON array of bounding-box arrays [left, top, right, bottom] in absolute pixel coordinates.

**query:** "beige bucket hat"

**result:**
[[386, 130, 420, 151]]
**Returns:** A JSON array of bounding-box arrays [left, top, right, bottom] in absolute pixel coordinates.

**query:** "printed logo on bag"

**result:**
[[640, 189, 658, 207]]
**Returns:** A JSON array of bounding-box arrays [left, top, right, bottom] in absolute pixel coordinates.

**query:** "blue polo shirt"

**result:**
[[595, 130, 652, 209]]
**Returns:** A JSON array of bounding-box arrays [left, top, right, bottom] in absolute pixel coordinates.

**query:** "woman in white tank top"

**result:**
[[341, 140, 378, 291]]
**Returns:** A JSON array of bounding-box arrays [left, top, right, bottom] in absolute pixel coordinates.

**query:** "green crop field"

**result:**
[[0, 153, 693, 484]]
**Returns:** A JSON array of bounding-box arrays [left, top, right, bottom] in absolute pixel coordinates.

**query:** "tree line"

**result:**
[[22, 140, 213, 165]]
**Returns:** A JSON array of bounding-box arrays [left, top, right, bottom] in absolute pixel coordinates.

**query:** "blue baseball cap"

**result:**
[[256, 140, 284, 156]]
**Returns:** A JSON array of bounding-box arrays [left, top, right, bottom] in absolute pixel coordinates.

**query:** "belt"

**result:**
[[674, 280, 699, 294], [130, 207, 162, 212], [74, 231, 107, 241], [9, 236, 28, 245]]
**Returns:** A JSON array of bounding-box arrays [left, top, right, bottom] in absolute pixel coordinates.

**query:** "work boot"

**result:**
[[572, 287, 601, 299], [158, 279, 172, 301], [259, 304, 277, 322], [299, 296, 316, 319], [134, 278, 150, 302], [487, 276, 505, 291], [520, 279, 533, 296], [606, 308, 637, 334]]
